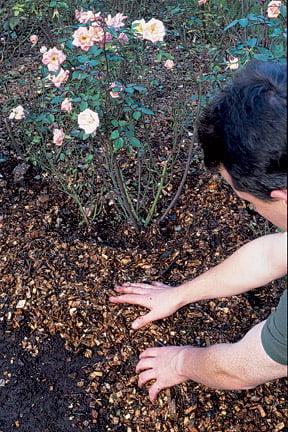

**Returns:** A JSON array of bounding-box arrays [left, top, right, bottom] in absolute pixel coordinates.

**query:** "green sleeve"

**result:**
[[261, 290, 287, 365]]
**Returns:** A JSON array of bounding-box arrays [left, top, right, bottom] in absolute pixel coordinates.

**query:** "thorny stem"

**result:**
[[159, 81, 203, 223], [144, 160, 168, 227], [114, 162, 140, 229]]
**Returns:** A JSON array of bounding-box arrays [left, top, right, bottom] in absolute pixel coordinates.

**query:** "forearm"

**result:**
[[178, 344, 251, 390], [178, 233, 287, 306], [177, 321, 287, 390]]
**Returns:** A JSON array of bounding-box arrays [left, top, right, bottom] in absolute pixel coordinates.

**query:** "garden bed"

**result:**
[[0, 0, 287, 430], [0, 156, 287, 432]]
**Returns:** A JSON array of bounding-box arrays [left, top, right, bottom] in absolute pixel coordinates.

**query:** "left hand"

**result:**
[[136, 346, 189, 403]]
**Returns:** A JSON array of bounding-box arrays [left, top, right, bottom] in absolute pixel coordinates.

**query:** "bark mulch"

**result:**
[[0, 157, 287, 432]]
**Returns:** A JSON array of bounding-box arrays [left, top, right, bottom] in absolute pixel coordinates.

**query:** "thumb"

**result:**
[[132, 312, 155, 329]]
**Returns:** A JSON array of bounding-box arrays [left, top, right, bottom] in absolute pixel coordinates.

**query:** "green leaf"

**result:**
[[224, 19, 239, 31], [139, 107, 155, 115], [59, 153, 65, 161], [129, 137, 141, 148], [85, 154, 94, 163], [88, 59, 99, 67], [111, 120, 119, 127], [110, 130, 120, 140], [80, 101, 89, 111], [50, 96, 63, 105], [77, 55, 89, 64], [133, 111, 142, 121], [114, 138, 124, 150], [82, 133, 91, 141], [253, 53, 270, 61], [280, 4, 287, 18], [239, 18, 249, 28], [89, 46, 103, 56], [247, 38, 257, 48]]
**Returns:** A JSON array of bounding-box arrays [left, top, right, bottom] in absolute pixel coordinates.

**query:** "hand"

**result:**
[[136, 346, 189, 403], [109, 282, 183, 329]]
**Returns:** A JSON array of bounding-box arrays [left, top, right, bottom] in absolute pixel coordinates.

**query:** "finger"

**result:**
[[138, 369, 156, 387], [151, 282, 168, 289], [114, 286, 147, 295], [139, 347, 160, 359], [136, 358, 155, 373], [109, 294, 148, 307], [132, 311, 155, 329], [149, 382, 162, 403], [118, 283, 153, 290]]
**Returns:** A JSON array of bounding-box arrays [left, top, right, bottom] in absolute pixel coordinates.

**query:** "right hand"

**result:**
[[109, 282, 183, 329]]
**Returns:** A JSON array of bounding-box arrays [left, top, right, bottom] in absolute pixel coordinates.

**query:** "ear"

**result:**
[[270, 189, 287, 202]]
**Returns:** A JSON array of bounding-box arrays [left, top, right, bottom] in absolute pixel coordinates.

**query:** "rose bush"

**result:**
[[9, 8, 173, 227]]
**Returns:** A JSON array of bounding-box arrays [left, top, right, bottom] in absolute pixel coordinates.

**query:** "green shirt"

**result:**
[[261, 289, 287, 365]]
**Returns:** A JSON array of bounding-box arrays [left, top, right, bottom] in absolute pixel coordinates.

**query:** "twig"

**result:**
[[4, 117, 24, 157]]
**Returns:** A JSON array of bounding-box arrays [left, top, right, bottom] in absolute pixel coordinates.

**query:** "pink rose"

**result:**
[[267, 1, 281, 18], [40, 46, 47, 54], [42, 47, 66, 72], [75, 9, 101, 24], [53, 128, 65, 146], [72, 27, 94, 51], [164, 59, 174, 70], [105, 13, 127, 29], [30, 34, 38, 45], [61, 98, 72, 112], [90, 23, 105, 44], [78, 109, 100, 134], [49, 68, 69, 88], [118, 32, 129, 45], [143, 18, 165, 43], [109, 82, 123, 98], [198, 0, 208, 5]]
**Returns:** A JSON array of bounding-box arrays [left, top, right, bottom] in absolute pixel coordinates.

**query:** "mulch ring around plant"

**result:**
[[0, 157, 287, 432]]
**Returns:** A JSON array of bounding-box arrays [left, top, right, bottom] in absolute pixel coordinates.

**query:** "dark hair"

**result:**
[[198, 60, 287, 200]]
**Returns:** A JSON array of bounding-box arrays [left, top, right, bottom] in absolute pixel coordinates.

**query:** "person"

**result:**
[[109, 60, 287, 403]]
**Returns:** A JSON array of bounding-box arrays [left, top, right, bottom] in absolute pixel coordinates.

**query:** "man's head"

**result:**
[[198, 60, 287, 230]]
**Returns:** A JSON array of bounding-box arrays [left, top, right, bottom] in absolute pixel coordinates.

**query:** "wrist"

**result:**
[[177, 280, 205, 307], [176, 346, 196, 380]]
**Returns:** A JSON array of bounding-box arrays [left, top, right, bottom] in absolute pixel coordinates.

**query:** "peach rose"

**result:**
[[143, 18, 165, 43], [61, 98, 72, 112], [105, 13, 127, 29], [30, 34, 38, 45], [72, 27, 94, 51], [49, 68, 69, 88], [9, 105, 25, 120], [118, 32, 129, 45], [53, 128, 65, 146], [109, 82, 123, 98], [78, 109, 100, 134], [132, 19, 146, 36], [267, 1, 281, 18], [164, 59, 174, 70], [228, 56, 239, 71], [42, 47, 66, 72]]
